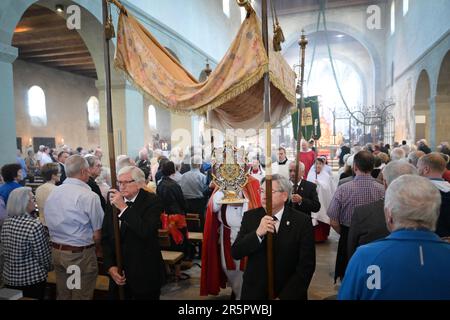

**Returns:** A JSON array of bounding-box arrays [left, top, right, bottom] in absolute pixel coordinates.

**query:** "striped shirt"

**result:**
[[0, 214, 51, 286], [327, 175, 384, 227]]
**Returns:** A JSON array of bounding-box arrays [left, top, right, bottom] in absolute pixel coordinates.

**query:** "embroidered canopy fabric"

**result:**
[[114, 9, 296, 130]]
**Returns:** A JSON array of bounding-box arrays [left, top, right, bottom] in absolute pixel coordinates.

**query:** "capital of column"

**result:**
[[0, 42, 18, 63], [95, 79, 135, 91]]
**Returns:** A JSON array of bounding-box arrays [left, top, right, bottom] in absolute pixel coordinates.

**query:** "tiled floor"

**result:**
[[160, 230, 340, 300]]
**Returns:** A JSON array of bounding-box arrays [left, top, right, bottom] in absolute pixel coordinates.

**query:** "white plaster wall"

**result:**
[[13, 59, 99, 151]]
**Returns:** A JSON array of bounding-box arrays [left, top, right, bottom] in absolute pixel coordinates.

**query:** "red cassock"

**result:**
[[200, 175, 261, 296], [298, 150, 316, 178]]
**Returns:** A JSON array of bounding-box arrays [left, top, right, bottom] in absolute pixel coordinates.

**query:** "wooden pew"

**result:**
[[158, 229, 185, 280], [186, 213, 201, 232]]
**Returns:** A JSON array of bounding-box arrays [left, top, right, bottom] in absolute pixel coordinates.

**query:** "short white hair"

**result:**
[[385, 175, 441, 231], [382, 161, 417, 186], [65, 155, 89, 177], [118, 166, 145, 183], [391, 147, 406, 161], [7, 187, 32, 217]]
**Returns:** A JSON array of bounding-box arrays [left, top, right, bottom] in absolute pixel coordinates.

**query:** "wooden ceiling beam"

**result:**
[[27, 55, 93, 64], [13, 32, 80, 46], [19, 46, 89, 58], [50, 61, 96, 68], [17, 39, 86, 53]]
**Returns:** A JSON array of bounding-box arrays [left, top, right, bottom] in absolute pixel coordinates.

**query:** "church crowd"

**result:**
[[0, 138, 449, 300]]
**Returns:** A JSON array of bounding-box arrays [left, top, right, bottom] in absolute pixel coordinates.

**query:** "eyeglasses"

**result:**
[[118, 179, 135, 186], [259, 189, 284, 194]]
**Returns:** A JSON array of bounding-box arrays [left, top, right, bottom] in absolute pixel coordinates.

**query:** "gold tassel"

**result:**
[[273, 23, 285, 52]]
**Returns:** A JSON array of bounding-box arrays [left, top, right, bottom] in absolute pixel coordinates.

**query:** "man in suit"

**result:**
[[102, 166, 165, 300], [85, 155, 106, 211], [288, 161, 320, 217], [231, 174, 316, 300], [347, 161, 418, 258], [56, 151, 69, 185]]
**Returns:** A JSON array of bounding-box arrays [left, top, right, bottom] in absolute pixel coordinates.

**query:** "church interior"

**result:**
[[0, 0, 449, 302]]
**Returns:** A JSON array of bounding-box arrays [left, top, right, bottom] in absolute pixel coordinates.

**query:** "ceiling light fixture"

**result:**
[[55, 4, 64, 13], [336, 34, 345, 38]]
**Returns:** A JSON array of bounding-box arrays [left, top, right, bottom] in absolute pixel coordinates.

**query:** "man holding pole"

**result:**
[[102, 166, 165, 300], [232, 174, 315, 300]]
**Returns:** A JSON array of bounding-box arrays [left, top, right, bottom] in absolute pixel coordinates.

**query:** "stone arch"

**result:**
[[284, 21, 382, 103], [1, 0, 119, 83], [436, 50, 450, 145], [304, 49, 369, 107], [413, 69, 431, 143]]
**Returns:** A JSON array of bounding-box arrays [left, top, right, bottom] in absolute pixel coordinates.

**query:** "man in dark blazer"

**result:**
[[85, 155, 106, 211], [102, 166, 165, 300], [288, 161, 320, 217], [232, 174, 316, 300], [347, 161, 418, 258], [56, 151, 69, 186]]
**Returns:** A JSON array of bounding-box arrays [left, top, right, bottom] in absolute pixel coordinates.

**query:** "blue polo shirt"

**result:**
[[0, 181, 22, 205], [338, 229, 450, 300]]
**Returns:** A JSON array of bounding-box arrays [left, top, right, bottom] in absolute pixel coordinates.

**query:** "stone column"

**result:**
[[96, 80, 144, 165], [0, 42, 18, 166], [428, 95, 436, 150]]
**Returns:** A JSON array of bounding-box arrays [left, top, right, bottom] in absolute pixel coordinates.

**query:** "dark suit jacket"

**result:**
[[56, 163, 66, 186], [291, 179, 321, 217], [101, 188, 165, 297], [231, 206, 315, 300], [347, 199, 390, 258], [436, 190, 450, 237], [87, 177, 106, 212], [156, 176, 186, 214]]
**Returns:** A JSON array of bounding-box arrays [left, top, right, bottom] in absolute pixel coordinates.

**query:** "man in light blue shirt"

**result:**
[[45, 155, 104, 300], [339, 175, 450, 300], [179, 156, 208, 229]]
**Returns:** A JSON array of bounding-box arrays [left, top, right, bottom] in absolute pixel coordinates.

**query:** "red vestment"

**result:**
[[200, 175, 261, 296], [298, 150, 316, 178]]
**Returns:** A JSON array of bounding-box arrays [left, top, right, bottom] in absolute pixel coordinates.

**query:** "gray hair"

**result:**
[[382, 161, 418, 186], [118, 166, 145, 183], [407, 151, 425, 167], [192, 155, 203, 169], [116, 155, 134, 172], [261, 174, 292, 201], [385, 175, 441, 231], [6, 187, 32, 217], [84, 155, 99, 168], [65, 155, 89, 177], [390, 147, 406, 161]]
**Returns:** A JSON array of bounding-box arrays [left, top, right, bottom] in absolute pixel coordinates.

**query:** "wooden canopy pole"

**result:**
[[261, 0, 274, 300], [102, 0, 124, 300]]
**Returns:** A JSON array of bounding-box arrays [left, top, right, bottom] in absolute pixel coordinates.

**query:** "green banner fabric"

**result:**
[[291, 96, 321, 141]]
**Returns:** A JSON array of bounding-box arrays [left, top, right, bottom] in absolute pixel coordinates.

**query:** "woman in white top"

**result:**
[[306, 157, 336, 242], [35, 162, 60, 226]]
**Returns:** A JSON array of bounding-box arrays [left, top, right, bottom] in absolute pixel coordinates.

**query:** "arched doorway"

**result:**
[[12, 3, 101, 152], [414, 70, 431, 142], [436, 50, 450, 145]]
